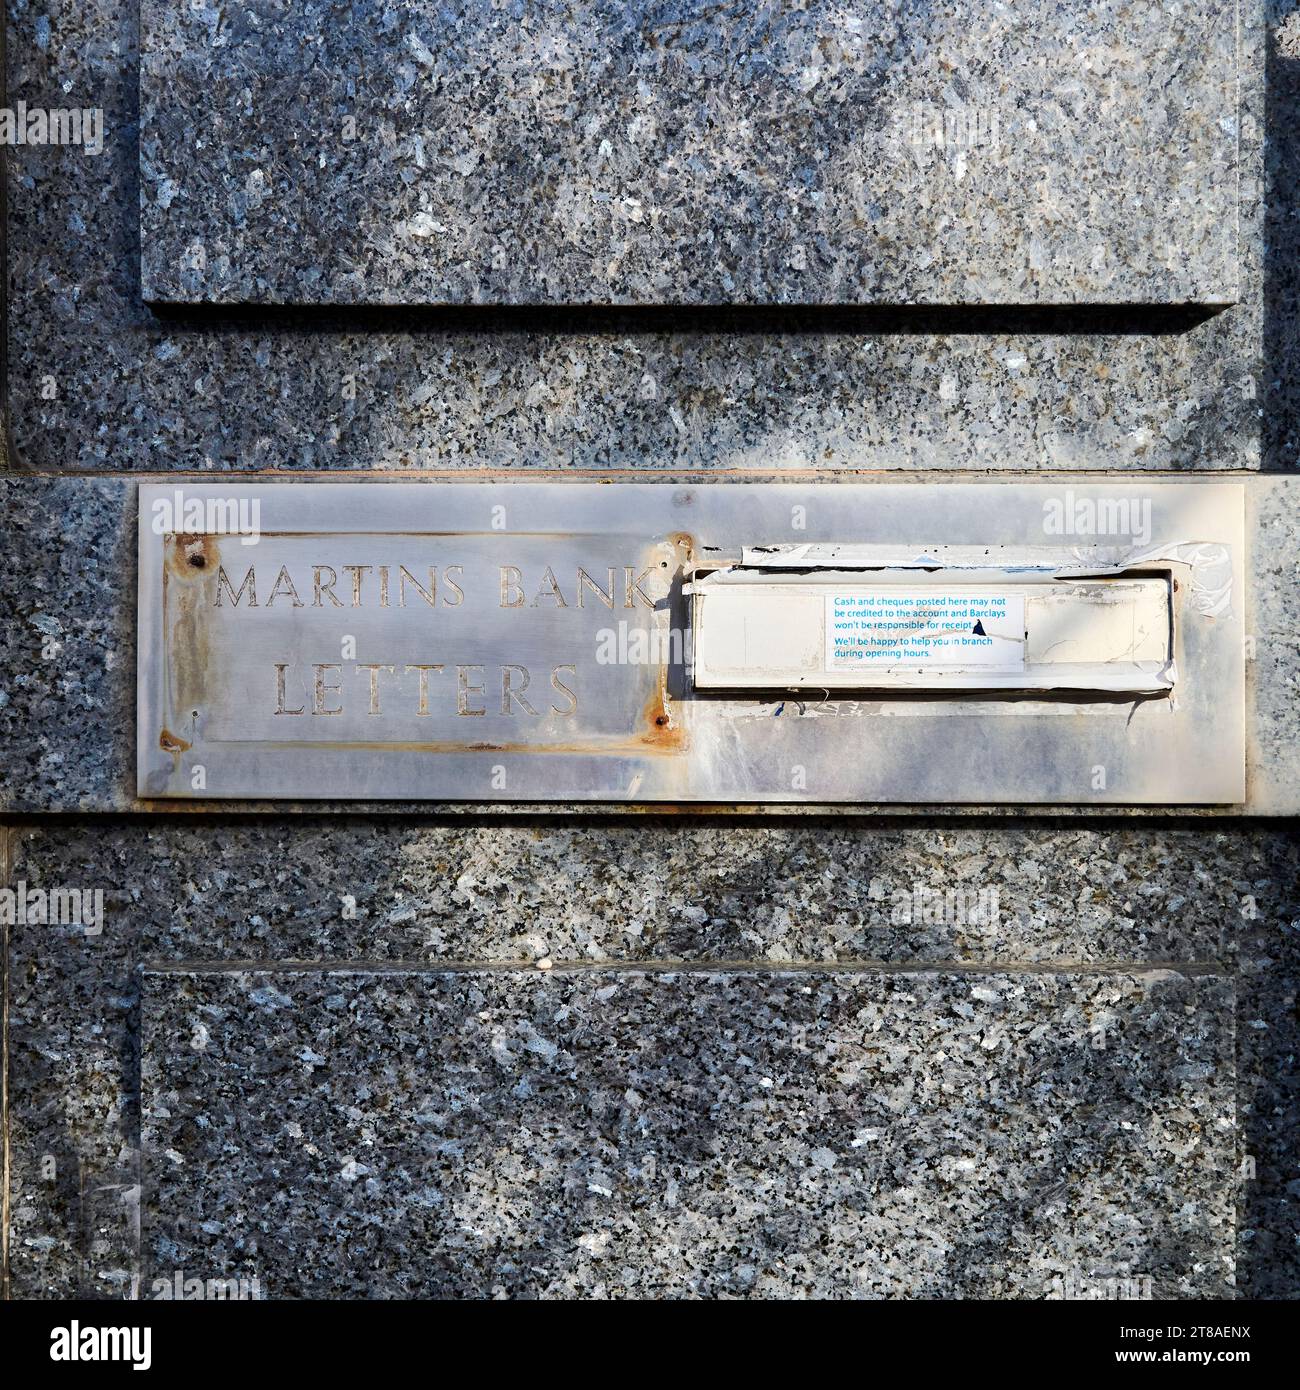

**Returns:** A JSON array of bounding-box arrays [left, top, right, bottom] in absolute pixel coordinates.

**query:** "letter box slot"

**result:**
[[689, 569, 1174, 694]]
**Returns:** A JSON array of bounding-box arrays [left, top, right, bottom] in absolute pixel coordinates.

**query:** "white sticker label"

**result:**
[[825, 591, 1026, 671]]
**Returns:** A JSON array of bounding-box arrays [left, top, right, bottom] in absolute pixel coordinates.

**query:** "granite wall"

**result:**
[[2, 0, 1298, 1300]]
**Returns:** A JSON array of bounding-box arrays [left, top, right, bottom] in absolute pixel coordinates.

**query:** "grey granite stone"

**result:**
[[2, 2, 1266, 474], [1247, 476, 1300, 813], [4, 819, 1265, 967], [137, 967, 1234, 1298], [1235, 835, 1300, 1299], [4, 831, 142, 1299], [2, 0, 1299, 1307], [0, 477, 136, 812], [1264, 2, 1300, 473], [8, 818, 1297, 1298], [139, 1, 1239, 307]]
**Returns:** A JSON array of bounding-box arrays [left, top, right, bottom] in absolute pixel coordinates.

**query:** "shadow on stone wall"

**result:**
[[7, 819, 1299, 1298], [1235, 4, 1300, 1299], [1265, 7, 1300, 474]]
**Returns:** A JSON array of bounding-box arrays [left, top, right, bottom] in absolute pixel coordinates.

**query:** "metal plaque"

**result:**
[[137, 481, 1245, 804]]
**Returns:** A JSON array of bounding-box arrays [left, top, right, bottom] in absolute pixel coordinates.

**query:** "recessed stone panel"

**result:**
[[139, 1, 1240, 305], [140, 968, 1235, 1298]]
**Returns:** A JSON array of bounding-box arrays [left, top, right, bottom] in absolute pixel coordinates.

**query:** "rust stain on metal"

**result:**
[[167, 533, 220, 577], [214, 728, 688, 758], [667, 531, 696, 570], [163, 534, 215, 720], [639, 671, 685, 753]]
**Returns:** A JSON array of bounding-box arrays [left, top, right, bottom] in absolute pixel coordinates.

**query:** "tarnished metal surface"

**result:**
[[137, 481, 1245, 803], [691, 573, 1173, 692]]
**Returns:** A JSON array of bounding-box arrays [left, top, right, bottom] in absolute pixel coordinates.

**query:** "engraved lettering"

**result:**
[[356, 663, 396, 715], [342, 564, 372, 607], [267, 565, 305, 608], [532, 566, 568, 607], [457, 664, 487, 716], [273, 662, 304, 715], [313, 663, 343, 715], [577, 567, 615, 609], [405, 663, 444, 716], [442, 565, 465, 606], [214, 564, 257, 608], [624, 566, 657, 609], [499, 566, 525, 608], [398, 565, 437, 608], [313, 565, 342, 608], [550, 664, 578, 715], [501, 663, 539, 716]]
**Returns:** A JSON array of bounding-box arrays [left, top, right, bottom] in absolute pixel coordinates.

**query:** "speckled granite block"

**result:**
[[4, 819, 1264, 967], [3, 876, 142, 1299], [137, 967, 1234, 1298], [10, 819, 1298, 1297], [1235, 841, 1300, 1300], [139, 1, 1239, 306], [1247, 476, 1300, 812], [7, 5, 1265, 472], [0, 477, 135, 812]]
